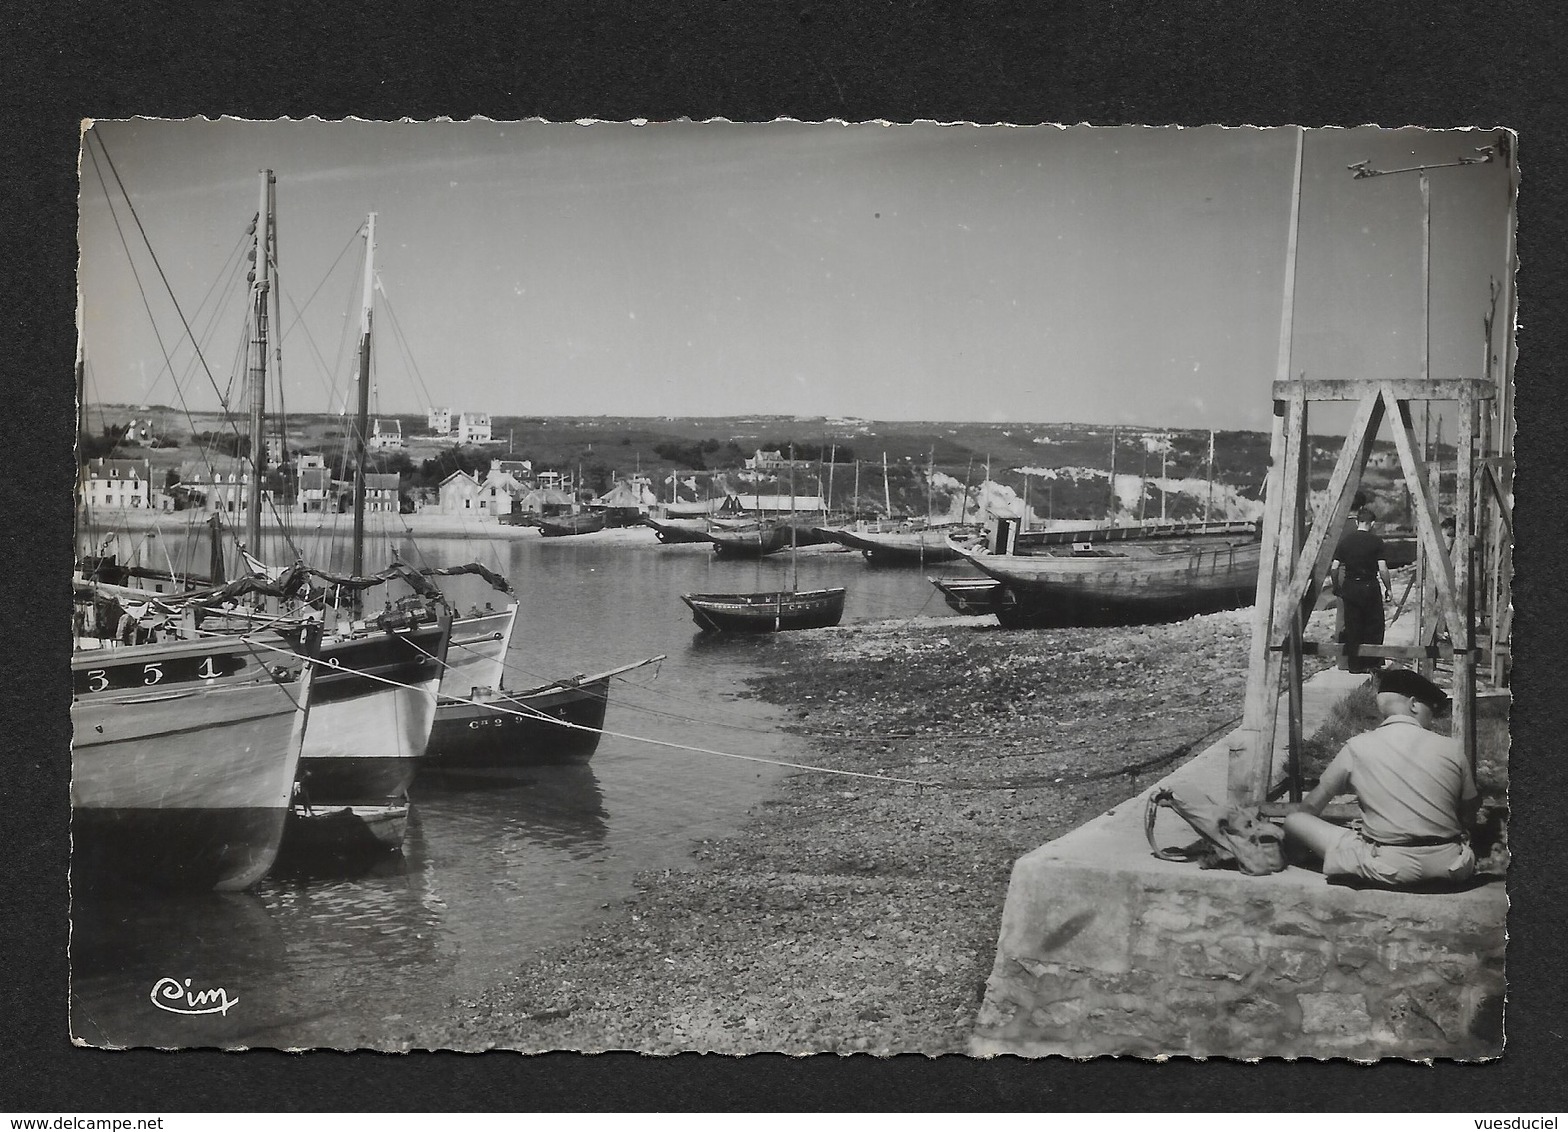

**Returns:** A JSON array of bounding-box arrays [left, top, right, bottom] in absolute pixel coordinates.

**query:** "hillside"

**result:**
[[80, 406, 1438, 526]]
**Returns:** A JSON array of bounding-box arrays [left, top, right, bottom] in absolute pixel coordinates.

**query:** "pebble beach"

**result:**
[[435, 607, 1260, 1054]]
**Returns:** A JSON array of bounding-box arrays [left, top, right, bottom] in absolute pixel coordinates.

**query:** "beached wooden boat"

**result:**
[[930, 575, 1016, 617], [821, 523, 973, 564], [427, 658, 657, 767], [952, 520, 1261, 627], [706, 521, 792, 558], [681, 587, 847, 633], [643, 516, 712, 544], [71, 628, 318, 891], [537, 511, 607, 537]]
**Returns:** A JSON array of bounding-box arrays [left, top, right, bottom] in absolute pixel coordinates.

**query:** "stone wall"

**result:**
[[971, 668, 1508, 1061], [972, 851, 1506, 1060]]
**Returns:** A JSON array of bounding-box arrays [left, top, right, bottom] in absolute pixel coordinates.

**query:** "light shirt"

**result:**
[[1317, 715, 1477, 844]]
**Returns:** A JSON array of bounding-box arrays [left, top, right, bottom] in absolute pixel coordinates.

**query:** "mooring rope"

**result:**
[[235, 634, 939, 788]]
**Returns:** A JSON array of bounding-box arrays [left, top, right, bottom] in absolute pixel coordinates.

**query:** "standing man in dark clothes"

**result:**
[[1333, 506, 1392, 673]]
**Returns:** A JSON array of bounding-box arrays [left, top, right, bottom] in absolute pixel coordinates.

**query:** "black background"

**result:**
[[4, 1, 1565, 1112]]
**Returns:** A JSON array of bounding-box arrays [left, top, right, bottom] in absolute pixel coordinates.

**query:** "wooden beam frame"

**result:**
[[1233, 377, 1495, 804], [1271, 378, 1495, 402]]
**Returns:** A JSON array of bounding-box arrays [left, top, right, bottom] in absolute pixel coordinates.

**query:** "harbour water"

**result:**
[[69, 532, 971, 1049]]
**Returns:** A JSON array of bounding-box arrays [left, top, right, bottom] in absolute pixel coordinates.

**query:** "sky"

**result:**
[[76, 120, 1515, 432]]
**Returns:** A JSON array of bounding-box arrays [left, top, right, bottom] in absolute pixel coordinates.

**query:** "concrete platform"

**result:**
[[971, 668, 1507, 1061]]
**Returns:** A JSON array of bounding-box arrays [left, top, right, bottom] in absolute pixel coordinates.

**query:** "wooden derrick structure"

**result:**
[[1229, 377, 1510, 806]]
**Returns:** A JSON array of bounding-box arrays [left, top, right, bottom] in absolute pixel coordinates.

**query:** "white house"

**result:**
[[81, 457, 152, 510], [369, 419, 404, 450], [438, 462, 524, 517], [427, 407, 452, 435], [743, 449, 814, 471], [178, 459, 269, 516], [458, 412, 492, 445], [362, 472, 400, 513], [296, 455, 331, 514]]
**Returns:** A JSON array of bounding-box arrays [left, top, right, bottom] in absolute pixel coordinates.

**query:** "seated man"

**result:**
[[1283, 668, 1479, 888]]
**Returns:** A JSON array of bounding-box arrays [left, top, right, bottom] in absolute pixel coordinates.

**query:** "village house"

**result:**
[[361, 472, 401, 513], [495, 458, 532, 483], [435, 462, 524, 518], [296, 454, 331, 514], [516, 487, 575, 518], [457, 412, 492, 445], [717, 492, 828, 517], [427, 406, 452, 435], [177, 458, 270, 516], [369, 419, 404, 450], [80, 457, 152, 510], [742, 448, 815, 471], [596, 481, 652, 526]]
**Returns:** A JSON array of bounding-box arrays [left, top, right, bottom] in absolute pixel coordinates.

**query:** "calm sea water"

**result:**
[[69, 531, 972, 1049]]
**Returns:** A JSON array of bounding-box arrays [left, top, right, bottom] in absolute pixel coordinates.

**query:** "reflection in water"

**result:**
[[69, 537, 958, 1048]]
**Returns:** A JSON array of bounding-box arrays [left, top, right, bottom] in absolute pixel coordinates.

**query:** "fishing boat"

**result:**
[[643, 516, 712, 544], [427, 657, 662, 768], [681, 449, 849, 632], [537, 511, 607, 537], [951, 519, 1262, 627], [282, 210, 456, 824], [71, 623, 320, 891], [706, 520, 792, 558], [823, 522, 970, 565], [817, 450, 977, 563], [295, 601, 453, 804], [441, 601, 518, 694], [681, 587, 847, 633]]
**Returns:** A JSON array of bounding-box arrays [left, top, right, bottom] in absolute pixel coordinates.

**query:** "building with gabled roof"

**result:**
[[81, 457, 152, 510]]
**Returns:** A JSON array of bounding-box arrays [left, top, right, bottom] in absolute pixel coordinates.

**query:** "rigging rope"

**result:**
[[235, 635, 937, 788]]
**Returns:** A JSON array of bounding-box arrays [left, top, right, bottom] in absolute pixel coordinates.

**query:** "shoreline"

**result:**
[[78, 508, 863, 553], [435, 606, 1266, 1053]]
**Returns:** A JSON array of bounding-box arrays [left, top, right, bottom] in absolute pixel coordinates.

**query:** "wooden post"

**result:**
[[1454, 396, 1477, 772], [1285, 398, 1310, 801], [1231, 396, 1293, 806], [1230, 127, 1305, 807]]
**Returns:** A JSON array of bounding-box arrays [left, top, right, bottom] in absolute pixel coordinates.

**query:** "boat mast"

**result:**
[[788, 445, 798, 591], [1107, 426, 1118, 524], [352, 211, 376, 580], [984, 452, 991, 523], [246, 169, 274, 556], [1159, 434, 1168, 521], [825, 444, 835, 519], [926, 449, 935, 525], [1205, 429, 1216, 522], [882, 451, 891, 520]]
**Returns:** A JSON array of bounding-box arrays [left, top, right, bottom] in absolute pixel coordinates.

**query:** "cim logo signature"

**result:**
[[149, 976, 239, 1016]]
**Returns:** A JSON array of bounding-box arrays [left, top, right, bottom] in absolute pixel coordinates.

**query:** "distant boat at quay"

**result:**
[[643, 516, 712, 544], [536, 511, 608, 537], [951, 518, 1262, 627], [706, 521, 793, 558], [819, 522, 974, 565]]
